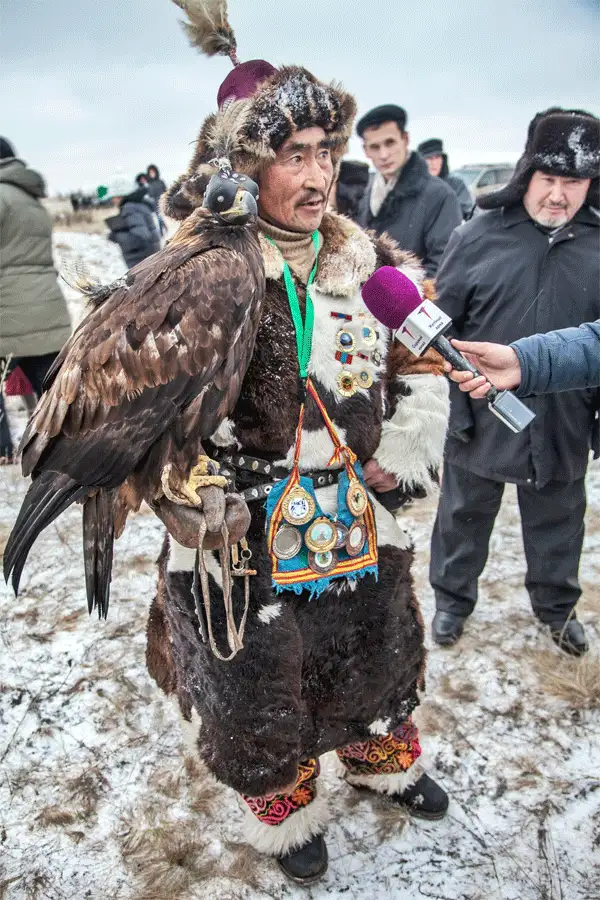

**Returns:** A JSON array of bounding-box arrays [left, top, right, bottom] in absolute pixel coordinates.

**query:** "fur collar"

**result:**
[[258, 211, 424, 298], [258, 212, 375, 297]]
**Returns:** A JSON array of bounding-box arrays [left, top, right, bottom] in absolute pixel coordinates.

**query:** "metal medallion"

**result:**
[[361, 326, 377, 347], [337, 370, 358, 398], [346, 479, 369, 517], [282, 485, 316, 525], [272, 524, 303, 560], [304, 516, 338, 552], [335, 329, 356, 353], [308, 549, 338, 574], [357, 369, 373, 389], [346, 520, 367, 557], [371, 349, 382, 366], [334, 521, 349, 549]]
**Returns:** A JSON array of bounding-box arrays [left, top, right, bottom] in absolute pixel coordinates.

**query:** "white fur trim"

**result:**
[[314, 216, 377, 297], [167, 539, 197, 573], [166, 538, 225, 588], [257, 602, 282, 625], [369, 717, 392, 736], [308, 285, 389, 400], [210, 416, 240, 449], [373, 373, 449, 494], [169, 695, 203, 758], [242, 790, 330, 856], [345, 763, 422, 795], [259, 234, 285, 280], [274, 424, 348, 472]]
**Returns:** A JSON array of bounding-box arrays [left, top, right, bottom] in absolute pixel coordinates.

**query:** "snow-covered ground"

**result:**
[[0, 233, 598, 900]]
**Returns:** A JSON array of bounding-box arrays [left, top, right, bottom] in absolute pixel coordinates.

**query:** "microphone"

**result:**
[[361, 267, 535, 434]]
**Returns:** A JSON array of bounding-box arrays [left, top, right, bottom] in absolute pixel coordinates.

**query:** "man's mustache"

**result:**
[[296, 191, 326, 206]]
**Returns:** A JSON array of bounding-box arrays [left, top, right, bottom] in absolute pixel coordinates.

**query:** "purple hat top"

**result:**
[[217, 59, 277, 109]]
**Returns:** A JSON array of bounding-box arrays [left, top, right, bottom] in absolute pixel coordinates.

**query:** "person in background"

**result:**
[[135, 172, 149, 189], [355, 105, 461, 277], [334, 159, 370, 219], [442, 322, 600, 397], [429, 108, 600, 658], [0, 136, 72, 463], [146, 164, 168, 236], [105, 175, 160, 269], [418, 138, 473, 219]]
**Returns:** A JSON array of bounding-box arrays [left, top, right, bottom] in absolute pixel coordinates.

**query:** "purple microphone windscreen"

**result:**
[[361, 266, 423, 329]]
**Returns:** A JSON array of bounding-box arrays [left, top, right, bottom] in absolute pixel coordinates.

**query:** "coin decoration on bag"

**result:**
[[308, 549, 338, 574], [304, 517, 338, 552], [346, 479, 369, 517], [346, 520, 367, 557], [272, 524, 303, 560], [282, 485, 316, 525]]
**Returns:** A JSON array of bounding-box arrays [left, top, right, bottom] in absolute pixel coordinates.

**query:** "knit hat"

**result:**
[[356, 105, 407, 138], [165, 1, 356, 220], [0, 137, 16, 160], [478, 108, 600, 210]]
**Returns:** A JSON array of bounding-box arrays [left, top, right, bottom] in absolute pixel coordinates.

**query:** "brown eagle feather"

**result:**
[[4, 207, 265, 617]]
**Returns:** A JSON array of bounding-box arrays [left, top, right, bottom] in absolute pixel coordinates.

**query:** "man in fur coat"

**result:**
[[146, 6, 451, 884]]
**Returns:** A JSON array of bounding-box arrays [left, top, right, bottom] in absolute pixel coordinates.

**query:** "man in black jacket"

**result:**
[[355, 105, 461, 277], [430, 108, 600, 657]]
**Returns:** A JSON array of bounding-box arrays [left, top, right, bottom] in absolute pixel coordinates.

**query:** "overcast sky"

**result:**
[[2, 0, 598, 193]]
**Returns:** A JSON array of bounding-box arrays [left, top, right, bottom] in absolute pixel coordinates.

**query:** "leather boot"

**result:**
[[549, 618, 589, 657], [389, 773, 449, 820], [277, 834, 328, 885], [432, 610, 465, 646]]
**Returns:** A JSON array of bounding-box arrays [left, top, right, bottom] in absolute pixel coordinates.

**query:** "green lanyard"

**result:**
[[267, 231, 320, 379]]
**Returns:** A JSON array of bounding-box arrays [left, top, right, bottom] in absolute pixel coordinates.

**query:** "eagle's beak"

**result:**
[[219, 187, 258, 223]]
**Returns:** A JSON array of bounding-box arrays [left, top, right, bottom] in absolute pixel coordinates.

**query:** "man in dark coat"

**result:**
[[429, 108, 600, 658], [355, 105, 461, 277], [105, 175, 161, 269], [418, 138, 473, 219]]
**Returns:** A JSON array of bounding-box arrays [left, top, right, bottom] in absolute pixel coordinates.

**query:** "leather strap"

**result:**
[[213, 450, 341, 503]]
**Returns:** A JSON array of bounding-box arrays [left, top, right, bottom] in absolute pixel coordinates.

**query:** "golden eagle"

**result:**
[[4, 170, 264, 616]]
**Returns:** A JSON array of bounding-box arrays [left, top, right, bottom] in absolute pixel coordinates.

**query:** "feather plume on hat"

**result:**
[[171, 0, 239, 63]]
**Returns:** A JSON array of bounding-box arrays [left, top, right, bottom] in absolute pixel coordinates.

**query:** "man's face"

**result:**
[[425, 154, 443, 177], [148, 167, 158, 180], [523, 171, 590, 227], [258, 127, 335, 233], [362, 121, 409, 179]]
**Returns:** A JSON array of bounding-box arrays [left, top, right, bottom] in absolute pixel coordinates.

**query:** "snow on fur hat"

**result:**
[[478, 107, 600, 210], [165, 0, 357, 220]]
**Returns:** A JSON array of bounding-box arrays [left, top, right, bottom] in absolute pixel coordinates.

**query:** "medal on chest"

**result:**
[[264, 234, 378, 598]]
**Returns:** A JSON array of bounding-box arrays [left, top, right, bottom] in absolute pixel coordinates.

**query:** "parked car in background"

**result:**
[[451, 164, 515, 200]]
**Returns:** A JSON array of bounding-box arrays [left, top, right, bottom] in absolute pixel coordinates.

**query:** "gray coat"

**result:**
[[0, 158, 71, 358], [436, 203, 600, 488], [356, 152, 462, 277], [513, 320, 600, 395]]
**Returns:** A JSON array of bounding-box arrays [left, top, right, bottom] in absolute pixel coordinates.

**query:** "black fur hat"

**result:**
[[478, 107, 600, 210]]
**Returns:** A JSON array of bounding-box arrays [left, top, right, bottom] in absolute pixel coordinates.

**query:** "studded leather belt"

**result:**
[[213, 450, 341, 503]]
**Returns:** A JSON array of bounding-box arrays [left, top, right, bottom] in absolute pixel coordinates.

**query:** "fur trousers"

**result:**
[[241, 719, 422, 856]]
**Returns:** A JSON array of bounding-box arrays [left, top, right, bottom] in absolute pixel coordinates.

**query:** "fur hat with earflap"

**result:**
[[164, 0, 357, 220], [478, 107, 600, 210]]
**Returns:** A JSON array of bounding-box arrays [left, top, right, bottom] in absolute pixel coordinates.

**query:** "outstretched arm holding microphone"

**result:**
[[446, 319, 600, 398]]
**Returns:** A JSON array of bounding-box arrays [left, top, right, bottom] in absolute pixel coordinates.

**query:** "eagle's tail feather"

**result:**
[[4, 472, 87, 595], [83, 490, 116, 619]]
